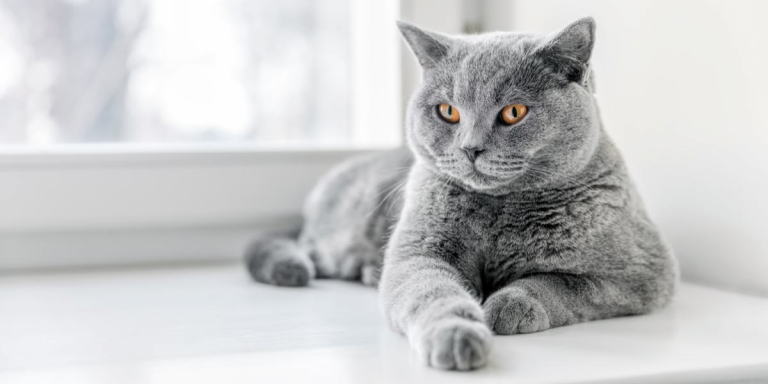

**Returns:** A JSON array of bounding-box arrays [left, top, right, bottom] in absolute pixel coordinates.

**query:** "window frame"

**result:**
[[0, 146, 379, 270]]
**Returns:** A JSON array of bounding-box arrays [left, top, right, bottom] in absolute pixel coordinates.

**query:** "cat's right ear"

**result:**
[[397, 21, 453, 70], [535, 17, 596, 84]]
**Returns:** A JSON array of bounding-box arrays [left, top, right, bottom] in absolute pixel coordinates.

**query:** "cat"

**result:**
[[245, 17, 677, 371]]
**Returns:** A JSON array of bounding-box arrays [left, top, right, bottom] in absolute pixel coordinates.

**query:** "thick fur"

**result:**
[[246, 17, 678, 371], [246, 149, 412, 287]]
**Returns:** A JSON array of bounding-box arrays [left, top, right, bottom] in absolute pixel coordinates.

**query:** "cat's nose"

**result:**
[[462, 147, 485, 162]]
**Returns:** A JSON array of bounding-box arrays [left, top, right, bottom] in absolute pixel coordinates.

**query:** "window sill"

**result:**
[[1, 264, 767, 383], [0, 144, 389, 168]]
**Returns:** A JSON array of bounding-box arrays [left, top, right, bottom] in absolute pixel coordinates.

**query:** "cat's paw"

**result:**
[[415, 318, 492, 371], [270, 259, 312, 287], [484, 287, 551, 335]]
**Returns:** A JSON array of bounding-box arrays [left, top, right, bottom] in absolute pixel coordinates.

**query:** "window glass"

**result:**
[[0, 0, 350, 145]]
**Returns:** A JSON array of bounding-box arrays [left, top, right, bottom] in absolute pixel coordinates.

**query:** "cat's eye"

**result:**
[[437, 104, 460, 124], [500, 104, 528, 125]]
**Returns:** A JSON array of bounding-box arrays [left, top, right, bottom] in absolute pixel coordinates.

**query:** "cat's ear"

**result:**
[[397, 21, 454, 70], [536, 17, 596, 84]]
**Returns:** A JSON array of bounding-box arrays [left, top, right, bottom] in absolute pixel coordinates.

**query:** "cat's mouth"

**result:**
[[460, 167, 524, 191], [473, 161, 527, 180], [433, 154, 529, 191]]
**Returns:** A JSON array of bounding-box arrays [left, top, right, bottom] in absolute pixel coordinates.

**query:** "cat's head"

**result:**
[[399, 18, 602, 194]]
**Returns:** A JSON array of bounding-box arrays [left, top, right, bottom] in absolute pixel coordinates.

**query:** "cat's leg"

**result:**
[[327, 234, 384, 287], [245, 231, 315, 287], [380, 256, 491, 370], [360, 263, 380, 287], [483, 273, 672, 335]]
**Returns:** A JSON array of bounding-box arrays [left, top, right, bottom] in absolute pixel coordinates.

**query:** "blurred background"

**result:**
[[0, 0, 351, 145], [0, 0, 766, 296]]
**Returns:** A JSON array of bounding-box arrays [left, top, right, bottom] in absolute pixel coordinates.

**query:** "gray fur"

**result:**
[[245, 17, 677, 371], [246, 149, 412, 287]]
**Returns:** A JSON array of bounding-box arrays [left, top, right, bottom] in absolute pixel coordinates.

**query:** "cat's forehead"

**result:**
[[463, 31, 541, 48], [433, 33, 553, 106]]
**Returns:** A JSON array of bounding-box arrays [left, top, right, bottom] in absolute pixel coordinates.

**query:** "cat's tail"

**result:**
[[244, 224, 315, 287]]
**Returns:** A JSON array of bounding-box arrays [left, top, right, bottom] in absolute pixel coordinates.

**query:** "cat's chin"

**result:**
[[456, 170, 522, 194], [434, 164, 523, 194]]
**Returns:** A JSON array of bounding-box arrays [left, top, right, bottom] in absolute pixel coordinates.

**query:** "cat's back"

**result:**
[[303, 148, 413, 225], [300, 148, 413, 280]]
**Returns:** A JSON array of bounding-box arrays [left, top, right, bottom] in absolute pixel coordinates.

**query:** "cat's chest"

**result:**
[[431, 187, 594, 262]]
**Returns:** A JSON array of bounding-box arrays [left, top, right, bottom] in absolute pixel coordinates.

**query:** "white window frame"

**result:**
[[0, 146, 378, 270], [0, 0, 469, 271]]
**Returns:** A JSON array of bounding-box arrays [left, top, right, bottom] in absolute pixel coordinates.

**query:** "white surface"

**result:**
[[498, 0, 768, 296], [0, 222, 294, 271], [1, 264, 767, 383]]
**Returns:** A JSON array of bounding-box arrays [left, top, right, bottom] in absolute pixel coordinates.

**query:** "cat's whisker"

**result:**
[[365, 177, 408, 219], [436, 156, 460, 165], [527, 165, 596, 193], [436, 170, 458, 197], [486, 159, 526, 166], [489, 165, 525, 172], [384, 178, 409, 217]]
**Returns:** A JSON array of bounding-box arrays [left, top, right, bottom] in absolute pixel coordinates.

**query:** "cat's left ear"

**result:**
[[536, 17, 596, 84]]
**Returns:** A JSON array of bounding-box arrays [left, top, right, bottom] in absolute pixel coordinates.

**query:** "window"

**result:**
[[0, 0, 403, 270], [0, 0, 398, 148]]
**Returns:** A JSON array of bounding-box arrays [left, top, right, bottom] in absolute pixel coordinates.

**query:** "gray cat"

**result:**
[[246, 17, 677, 371]]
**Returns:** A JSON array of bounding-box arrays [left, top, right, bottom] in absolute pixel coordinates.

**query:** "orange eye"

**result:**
[[437, 104, 460, 124], [500, 104, 528, 125]]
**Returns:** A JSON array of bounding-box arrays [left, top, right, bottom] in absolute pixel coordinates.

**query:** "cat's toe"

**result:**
[[484, 287, 551, 335], [271, 259, 311, 287], [417, 318, 492, 371]]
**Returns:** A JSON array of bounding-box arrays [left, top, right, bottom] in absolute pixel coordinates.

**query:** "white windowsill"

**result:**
[[1, 263, 767, 383]]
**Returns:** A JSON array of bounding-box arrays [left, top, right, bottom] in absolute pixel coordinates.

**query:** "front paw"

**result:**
[[415, 318, 492, 371], [484, 287, 551, 335]]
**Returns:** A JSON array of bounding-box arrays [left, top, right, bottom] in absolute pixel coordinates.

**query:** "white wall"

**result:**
[[487, 0, 768, 296]]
